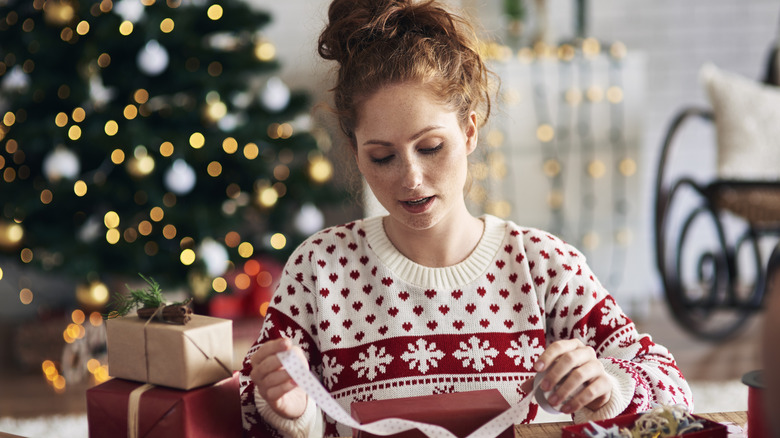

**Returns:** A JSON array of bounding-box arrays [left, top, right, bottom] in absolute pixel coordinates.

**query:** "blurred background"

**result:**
[[0, 0, 777, 435]]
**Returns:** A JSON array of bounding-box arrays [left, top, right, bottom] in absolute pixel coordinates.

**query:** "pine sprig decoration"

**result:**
[[106, 274, 165, 318]]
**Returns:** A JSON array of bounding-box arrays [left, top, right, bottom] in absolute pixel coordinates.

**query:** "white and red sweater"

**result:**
[[239, 215, 692, 437]]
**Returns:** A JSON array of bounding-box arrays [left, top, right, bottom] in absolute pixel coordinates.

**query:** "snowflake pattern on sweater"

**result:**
[[239, 215, 692, 437]]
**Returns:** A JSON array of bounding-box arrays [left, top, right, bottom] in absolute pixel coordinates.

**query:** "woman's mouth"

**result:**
[[401, 196, 434, 213]]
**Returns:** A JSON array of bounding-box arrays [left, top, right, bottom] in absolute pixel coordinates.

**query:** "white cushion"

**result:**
[[700, 63, 780, 180]]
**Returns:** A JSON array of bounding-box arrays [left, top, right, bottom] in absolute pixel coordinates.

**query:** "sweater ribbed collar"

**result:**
[[362, 214, 506, 290]]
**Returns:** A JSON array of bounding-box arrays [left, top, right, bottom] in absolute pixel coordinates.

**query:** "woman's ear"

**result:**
[[465, 111, 478, 155]]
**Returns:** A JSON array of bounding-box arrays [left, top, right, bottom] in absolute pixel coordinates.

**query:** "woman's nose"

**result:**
[[400, 157, 423, 189]]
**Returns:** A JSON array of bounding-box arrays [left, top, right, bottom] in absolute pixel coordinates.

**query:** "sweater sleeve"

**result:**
[[238, 240, 326, 437], [533, 236, 693, 421]]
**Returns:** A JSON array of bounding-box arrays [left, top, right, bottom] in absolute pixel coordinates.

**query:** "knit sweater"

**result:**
[[239, 215, 692, 437]]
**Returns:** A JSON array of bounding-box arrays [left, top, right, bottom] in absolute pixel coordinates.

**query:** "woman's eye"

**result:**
[[371, 155, 394, 164], [420, 144, 443, 154]]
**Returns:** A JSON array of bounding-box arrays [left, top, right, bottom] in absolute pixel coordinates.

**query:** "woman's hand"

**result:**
[[250, 338, 309, 419], [524, 339, 612, 414]]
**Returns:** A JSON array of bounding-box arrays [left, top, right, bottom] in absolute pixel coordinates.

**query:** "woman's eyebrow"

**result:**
[[362, 125, 445, 147]]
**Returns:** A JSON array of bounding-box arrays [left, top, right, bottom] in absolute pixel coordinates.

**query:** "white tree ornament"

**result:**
[[43, 146, 80, 181], [260, 76, 290, 112], [197, 238, 229, 277], [137, 40, 169, 76], [164, 159, 197, 195]]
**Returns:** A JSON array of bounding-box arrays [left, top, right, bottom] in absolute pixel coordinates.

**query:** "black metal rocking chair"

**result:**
[[654, 44, 780, 341]]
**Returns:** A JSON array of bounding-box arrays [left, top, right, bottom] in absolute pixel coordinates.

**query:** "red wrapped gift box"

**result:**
[[351, 389, 513, 438], [562, 412, 727, 438], [86, 372, 241, 438]]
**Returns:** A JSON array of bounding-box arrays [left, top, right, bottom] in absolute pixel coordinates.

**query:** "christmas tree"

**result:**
[[0, 0, 345, 307]]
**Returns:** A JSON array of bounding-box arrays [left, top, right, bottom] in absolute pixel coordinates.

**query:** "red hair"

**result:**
[[318, 0, 492, 148]]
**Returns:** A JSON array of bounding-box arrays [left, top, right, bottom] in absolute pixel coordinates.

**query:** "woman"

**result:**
[[239, 1, 692, 436]]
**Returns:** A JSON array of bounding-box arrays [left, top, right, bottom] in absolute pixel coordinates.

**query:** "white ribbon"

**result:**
[[277, 350, 560, 438]]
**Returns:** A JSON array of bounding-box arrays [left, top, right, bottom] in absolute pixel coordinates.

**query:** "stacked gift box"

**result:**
[[86, 314, 242, 437]]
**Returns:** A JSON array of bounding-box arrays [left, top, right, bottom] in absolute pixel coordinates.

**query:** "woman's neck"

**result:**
[[382, 207, 485, 268]]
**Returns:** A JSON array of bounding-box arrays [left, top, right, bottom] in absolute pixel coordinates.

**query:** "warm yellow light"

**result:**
[[258, 186, 278, 207], [189, 132, 205, 149], [111, 149, 125, 164], [72, 309, 86, 324], [259, 302, 270, 317], [270, 233, 286, 250], [19, 288, 33, 305], [74, 180, 87, 197], [207, 161, 222, 177], [206, 4, 223, 20], [224, 231, 241, 248], [104, 211, 120, 228], [150, 206, 164, 222], [162, 224, 177, 239], [72, 107, 86, 123], [20, 248, 33, 263], [542, 159, 561, 177], [159, 141, 174, 157], [119, 20, 133, 36], [273, 164, 289, 181], [138, 220, 153, 236], [607, 86, 624, 104], [237, 242, 254, 258], [308, 156, 333, 184], [588, 160, 606, 179], [3, 222, 24, 246], [586, 86, 604, 103], [243, 143, 259, 160], [68, 125, 82, 140], [2, 112, 15, 126], [180, 248, 196, 265], [257, 271, 273, 288], [97, 53, 111, 68], [106, 228, 120, 244], [89, 311, 103, 326], [160, 17, 174, 33], [222, 137, 238, 154], [565, 88, 582, 106], [94, 365, 110, 383], [255, 41, 275, 61], [212, 277, 227, 293], [87, 358, 100, 373], [134, 89, 149, 104], [55, 112, 68, 127], [536, 124, 554, 143], [105, 120, 118, 136], [130, 155, 155, 176], [582, 37, 600, 57], [619, 158, 637, 177], [123, 104, 138, 120], [53, 375, 66, 391], [206, 101, 227, 121]]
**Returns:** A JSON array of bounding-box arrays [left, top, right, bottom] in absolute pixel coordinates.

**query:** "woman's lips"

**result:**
[[400, 196, 434, 213]]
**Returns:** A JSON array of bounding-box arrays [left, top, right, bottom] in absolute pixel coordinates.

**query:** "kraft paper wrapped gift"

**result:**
[[106, 314, 233, 390], [351, 389, 513, 438], [86, 372, 242, 438]]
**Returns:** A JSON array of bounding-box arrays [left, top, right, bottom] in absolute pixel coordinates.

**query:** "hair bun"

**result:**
[[318, 0, 446, 66]]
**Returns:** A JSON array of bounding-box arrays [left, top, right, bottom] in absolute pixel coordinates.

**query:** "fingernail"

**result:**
[[534, 362, 544, 371], [560, 404, 572, 414], [541, 381, 551, 391], [547, 394, 559, 405]]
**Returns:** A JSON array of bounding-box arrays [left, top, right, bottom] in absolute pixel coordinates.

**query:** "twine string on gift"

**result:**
[[141, 304, 166, 381], [127, 383, 155, 438], [276, 349, 552, 438], [182, 332, 233, 378]]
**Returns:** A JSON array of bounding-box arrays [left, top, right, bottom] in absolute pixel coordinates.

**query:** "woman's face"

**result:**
[[353, 82, 478, 232]]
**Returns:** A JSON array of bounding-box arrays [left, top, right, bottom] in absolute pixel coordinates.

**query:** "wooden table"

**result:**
[[339, 412, 747, 437], [513, 411, 747, 437]]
